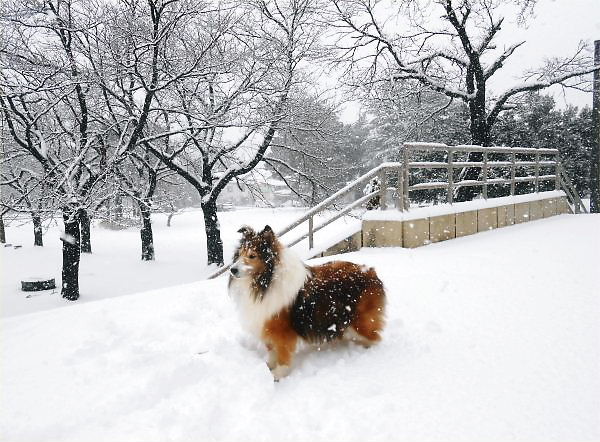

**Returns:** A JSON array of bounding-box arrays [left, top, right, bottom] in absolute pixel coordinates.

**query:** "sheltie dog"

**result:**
[[228, 225, 386, 380]]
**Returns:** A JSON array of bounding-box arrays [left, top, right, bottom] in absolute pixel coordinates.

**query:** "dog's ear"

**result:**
[[260, 225, 276, 242], [237, 226, 255, 240]]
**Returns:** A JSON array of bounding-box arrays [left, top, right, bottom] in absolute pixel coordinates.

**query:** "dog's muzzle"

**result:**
[[230, 266, 240, 278]]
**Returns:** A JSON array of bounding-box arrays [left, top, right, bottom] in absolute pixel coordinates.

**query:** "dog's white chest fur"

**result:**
[[229, 248, 309, 339]]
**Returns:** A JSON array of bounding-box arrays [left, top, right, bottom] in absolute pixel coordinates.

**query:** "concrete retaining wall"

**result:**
[[361, 195, 570, 250]]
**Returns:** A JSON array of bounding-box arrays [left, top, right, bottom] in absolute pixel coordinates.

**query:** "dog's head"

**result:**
[[230, 225, 280, 295]]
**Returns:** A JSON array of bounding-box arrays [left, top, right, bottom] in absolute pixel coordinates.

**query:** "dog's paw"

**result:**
[[271, 364, 291, 381], [266, 352, 277, 370]]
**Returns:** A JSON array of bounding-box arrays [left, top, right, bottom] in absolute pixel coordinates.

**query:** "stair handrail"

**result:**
[[207, 162, 402, 279], [557, 164, 588, 214]]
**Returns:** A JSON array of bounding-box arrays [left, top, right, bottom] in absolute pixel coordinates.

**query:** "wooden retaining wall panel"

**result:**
[[514, 202, 530, 224], [477, 207, 498, 232], [322, 231, 362, 257], [455, 211, 477, 238], [429, 214, 455, 243], [542, 198, 558, 218], [402, 218, 430, 248], [362, 220, 403, 248], [529, 200, 543, 221], [497, 205, 515, 228]]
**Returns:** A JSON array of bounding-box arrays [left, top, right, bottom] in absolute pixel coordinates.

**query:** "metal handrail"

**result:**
[[206, 165, 398, 279], [557, 164, 588, 214]]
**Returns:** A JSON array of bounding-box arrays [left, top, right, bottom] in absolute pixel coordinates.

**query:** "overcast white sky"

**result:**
[[493, 0, 599, 107], [339, 0, 600, 122]]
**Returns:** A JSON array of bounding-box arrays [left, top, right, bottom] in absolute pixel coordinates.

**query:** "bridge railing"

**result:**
[[397, 142, 587, 214], [207, 143, 586, 279]]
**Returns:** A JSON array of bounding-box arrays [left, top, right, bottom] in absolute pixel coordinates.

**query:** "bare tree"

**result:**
[[0, 163, 53, 246], [0, 0, 114, 299], [329, 0, 600, 200], [126, 0, 325, 265]]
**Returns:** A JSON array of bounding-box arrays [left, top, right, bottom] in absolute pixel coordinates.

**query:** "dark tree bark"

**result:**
[[79, 208, 92, 253], [454, 116, 490, 202], [202, 200, 223, 266], [591, 40, 600, 213], [114, 193, 123, 221], [139, 201, 155, 261], [0, 215, 5, 243], [61, 208, 81, 301], [32, 212, 43, 246]]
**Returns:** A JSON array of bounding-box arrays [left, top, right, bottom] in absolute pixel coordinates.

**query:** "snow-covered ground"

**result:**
[[1, 208, 359, 318], [1, 210, 599, 441]]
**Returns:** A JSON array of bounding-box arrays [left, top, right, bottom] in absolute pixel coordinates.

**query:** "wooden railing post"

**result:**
[[447, 149, 454, 204], [397, 165, 404, 212], [555, 153, 560, 190], [308, 215, 314, 249], [379, 169, 387, 210], [402, 146, 410, 210], [534, 151, 540, 193], [482, 150, 488, 199], [510, 151, 516, 196]]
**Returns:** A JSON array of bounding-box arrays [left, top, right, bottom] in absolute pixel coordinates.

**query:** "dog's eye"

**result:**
[[248, 253, 257, 259]]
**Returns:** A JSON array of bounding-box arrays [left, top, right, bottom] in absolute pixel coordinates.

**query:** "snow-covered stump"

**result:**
[[21, 277, 56, 292]]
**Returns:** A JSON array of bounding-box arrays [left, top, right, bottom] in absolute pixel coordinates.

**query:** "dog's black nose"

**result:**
[[230, 267, 239, 276]]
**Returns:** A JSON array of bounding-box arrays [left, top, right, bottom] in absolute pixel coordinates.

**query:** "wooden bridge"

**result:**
[[209, 142, 587, 279]]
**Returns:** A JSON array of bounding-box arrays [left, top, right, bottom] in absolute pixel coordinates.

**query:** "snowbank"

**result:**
[[2, 214, 599, 441]]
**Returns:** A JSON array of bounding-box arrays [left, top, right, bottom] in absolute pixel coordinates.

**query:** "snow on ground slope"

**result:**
[[0, 207, 359, 318], [1, 214, 599, 441]]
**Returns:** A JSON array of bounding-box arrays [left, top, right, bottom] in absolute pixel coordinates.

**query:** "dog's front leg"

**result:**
[[266, 344, 277, 370], [263, 314, 298, 381], [264, 336, 297, 381]]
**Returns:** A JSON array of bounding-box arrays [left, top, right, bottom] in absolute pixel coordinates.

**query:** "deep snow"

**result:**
[[1, 211, 599, 441], [0, 208, 359, 318]]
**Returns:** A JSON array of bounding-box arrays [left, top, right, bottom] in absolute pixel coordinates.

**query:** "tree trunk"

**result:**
[[0, 215, 5, 243], [114, 193, 123, 221], [590, 40, 600, 213], [61, 208, 81, 301], [79, 208, 92, 253], [32, 212, 43, 246], [139, 201, 155, 261], [454, 108, 490, 202], [202, 200, 224, 266]]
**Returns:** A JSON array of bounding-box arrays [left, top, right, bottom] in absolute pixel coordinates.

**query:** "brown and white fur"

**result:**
[[228, 225, 386, 380]]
